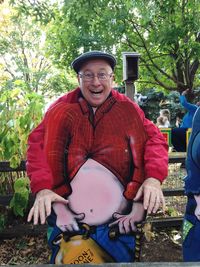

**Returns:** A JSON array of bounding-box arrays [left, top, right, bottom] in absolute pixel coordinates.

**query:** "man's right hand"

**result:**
[[27, 189, 68, 225], [182, 89, 189, 96]]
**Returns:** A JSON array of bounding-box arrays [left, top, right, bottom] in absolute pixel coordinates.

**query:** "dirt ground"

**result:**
[[0, 227, 183, 264], [140, 228, 182, 262]]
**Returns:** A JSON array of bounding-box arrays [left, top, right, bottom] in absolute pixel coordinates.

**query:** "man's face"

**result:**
[[78, 59, 114, 107]]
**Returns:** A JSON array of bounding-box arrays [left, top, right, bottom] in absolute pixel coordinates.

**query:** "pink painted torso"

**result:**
[[68, 159, 129, 225]]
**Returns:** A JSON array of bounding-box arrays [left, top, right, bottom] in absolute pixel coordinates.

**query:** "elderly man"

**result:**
[[27, 51, 168, 263]]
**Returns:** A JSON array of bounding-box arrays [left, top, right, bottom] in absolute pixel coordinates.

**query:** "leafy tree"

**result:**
[[0, 1, 77, 94], [0, 1, 77, 165], [0, 1, 51, 94], [46, 0, 200, 95], [9, 0, 55, 24], [0, 1, 77, 217], [0, 2, 46, 166]]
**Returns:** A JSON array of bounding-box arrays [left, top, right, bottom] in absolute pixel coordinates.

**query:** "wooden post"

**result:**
[[122, 52, 140, 100], [124, 81, 135, 101]]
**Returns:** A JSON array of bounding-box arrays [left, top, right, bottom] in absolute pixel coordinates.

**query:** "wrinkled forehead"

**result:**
[[79, 59, 113, 73]]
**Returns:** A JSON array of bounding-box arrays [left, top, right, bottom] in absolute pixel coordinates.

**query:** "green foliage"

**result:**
[[0, 2, 76, 168], [140, 88, 165, 122], [0, 83, 44, 167], [3, 0, 199, 95], [10, 177, 30, 217], [0, 4, 44, 91], [45, 0, 200, 92], [44, 70, 78, 95], [9, 0, 55, 24], [167, 206, 179, 217], [0, 2, 76, 96]]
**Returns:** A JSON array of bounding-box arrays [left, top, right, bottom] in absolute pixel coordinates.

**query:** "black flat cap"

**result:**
[[71, 50, 116, 73]]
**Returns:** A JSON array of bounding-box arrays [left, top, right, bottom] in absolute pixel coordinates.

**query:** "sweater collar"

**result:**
[[78, 91, 116, 115]]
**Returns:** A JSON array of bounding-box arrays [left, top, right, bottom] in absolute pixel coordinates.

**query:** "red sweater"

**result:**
[[26, 88, 168, 200]]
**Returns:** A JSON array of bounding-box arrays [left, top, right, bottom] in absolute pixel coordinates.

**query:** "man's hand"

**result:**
[[27, 189, 68, 225], [134, 177, 165, 215], [109, 202, 145, 234], [182, 89, 189, 96]]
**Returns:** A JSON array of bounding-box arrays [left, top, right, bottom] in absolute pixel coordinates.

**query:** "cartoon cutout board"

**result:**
[[44, 101, 146, 263]]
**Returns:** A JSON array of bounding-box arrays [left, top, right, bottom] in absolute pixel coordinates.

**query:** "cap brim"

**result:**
[[71, 51, 116, 73]]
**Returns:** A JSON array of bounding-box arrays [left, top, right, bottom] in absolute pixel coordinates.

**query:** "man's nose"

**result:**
[[92, 75, 101, 86]]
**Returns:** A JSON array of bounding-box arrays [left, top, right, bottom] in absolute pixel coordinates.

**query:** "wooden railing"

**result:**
[[0, 159, 186, 238], [0, 160, 26, 172], [168, 152, 187, 164]]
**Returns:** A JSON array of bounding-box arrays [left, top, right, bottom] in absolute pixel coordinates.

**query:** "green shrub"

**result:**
[[10, 177, 30, 217]]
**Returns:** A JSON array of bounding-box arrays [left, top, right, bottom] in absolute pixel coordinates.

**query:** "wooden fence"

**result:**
[[0, 154, 187, 238]]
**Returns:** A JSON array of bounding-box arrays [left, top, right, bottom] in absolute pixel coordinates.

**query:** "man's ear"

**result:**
[[111, 74, 115, 84], [77, 74, 80, 84], [78, 74, 83, 87]]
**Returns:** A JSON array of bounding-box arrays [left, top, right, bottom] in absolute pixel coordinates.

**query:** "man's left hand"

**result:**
[[134, 177, 165, 214]]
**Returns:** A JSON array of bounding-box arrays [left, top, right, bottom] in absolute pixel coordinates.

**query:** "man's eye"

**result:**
[[98, 73, 106, 78], [84, 73, 93, 78]]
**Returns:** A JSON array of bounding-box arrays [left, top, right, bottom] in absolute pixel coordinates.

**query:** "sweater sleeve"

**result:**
[[26, 119, 53, 194], [180, 95, 197, 112], [26, 88, 80, 195], [133, 103, 169, 182], [112, 89, 168, 182]]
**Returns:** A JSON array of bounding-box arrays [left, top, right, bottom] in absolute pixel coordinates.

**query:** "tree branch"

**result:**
[[138, 79, 177, 90], [2, 56, 16, 79], [128, 18, 178, 84], [4, 67, 15, 79], [140, 57, 174, 90]]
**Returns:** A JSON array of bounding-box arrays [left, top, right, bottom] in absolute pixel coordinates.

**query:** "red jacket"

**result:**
[[26, 88, 168, 200]]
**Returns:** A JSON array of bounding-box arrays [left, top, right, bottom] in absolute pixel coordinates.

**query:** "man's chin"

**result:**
[[89, 100, 104, 108]]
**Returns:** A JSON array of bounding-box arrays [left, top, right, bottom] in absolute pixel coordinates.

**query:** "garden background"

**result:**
[[0, 0, 200, 263]]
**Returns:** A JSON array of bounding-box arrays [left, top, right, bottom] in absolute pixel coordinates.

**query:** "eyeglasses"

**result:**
[[78, 72, 113, 81]]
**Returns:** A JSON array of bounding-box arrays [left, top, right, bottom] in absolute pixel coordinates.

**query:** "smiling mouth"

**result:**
[[90, 90, 103, 94]]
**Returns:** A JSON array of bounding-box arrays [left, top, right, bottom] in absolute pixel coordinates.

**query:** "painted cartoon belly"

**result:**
[[68, 159, 128, 225]]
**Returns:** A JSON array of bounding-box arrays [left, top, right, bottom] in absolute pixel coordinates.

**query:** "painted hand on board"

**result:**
[[53, 202, 85, 232], [109, 201, 145, 234]]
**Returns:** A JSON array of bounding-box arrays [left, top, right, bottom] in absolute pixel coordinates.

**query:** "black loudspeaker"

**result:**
[[122, 52, 140, 81]]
